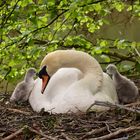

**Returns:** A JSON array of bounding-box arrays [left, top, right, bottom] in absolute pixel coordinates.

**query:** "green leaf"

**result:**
[[87, 23, 96, 33], [122, 65, 132, 71], [101, 55, 110, 62], [136, 63, 140, 71], [131, 42, 136, 48], [100, 40, 108, 47], [95, 47, 102, 54], [94, 3, 102, 12], [114, 2, 125, 12]]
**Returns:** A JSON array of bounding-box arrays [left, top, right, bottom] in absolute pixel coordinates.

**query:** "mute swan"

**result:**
[[10, 68, 36, 102], [29, 50, 118, 113], [106, 64, 139, 104]]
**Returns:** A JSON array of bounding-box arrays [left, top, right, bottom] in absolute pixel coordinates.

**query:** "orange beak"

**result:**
[[41, 75, 50, 94], [38, 66, 50, 94]]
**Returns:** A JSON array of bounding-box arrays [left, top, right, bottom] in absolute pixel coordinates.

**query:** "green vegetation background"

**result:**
[[0, 0, 140, 92]]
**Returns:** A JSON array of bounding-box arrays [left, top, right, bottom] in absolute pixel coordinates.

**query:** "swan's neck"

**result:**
[[58, 51, 103, 92], [41, 50, 104, 93]]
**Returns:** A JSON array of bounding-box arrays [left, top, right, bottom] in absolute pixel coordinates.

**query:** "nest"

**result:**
[[0, 79, 140, 140]]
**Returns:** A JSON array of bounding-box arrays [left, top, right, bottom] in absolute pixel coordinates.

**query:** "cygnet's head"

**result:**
[[24, 68, 36, 82], [106, 64, 118, 75], [26, 68, 36, 77]]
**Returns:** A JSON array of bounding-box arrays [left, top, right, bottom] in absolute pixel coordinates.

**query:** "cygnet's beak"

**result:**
[[38, 66, 50, 94]]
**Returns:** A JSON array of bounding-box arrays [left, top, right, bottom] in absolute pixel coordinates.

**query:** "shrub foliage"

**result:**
[[0, 0, 140, 83]]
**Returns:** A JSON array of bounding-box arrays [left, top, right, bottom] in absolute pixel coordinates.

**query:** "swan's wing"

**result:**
[[43, 68, 83, 99], [57, 73, 118, 113]]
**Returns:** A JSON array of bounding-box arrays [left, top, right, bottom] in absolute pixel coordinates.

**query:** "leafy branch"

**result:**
[[50, 12, 72, 41], [3, 10, 68, 49], [31, 10, 68, 34], [59, 43, 138, 63], [1, 0, 21, 28], [1, 0, 140, 84], [102, 52, 136, 62], [61, 20, 77, 41], [79, 0, 106, 7]]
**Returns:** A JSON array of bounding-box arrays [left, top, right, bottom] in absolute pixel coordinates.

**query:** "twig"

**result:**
[[134, 47, 140, 61], [0, 66, 12, 84], [27, 126, 56, 140], [100, 60, 122, 65], [2, 125, 56, 140], [7, 108, 31, 115], [125, 101, 140, 107], [90, 126, 140, 140], [0, 107, 31, 115], [79, 0, 105, 7], [1, 0, 20, 28], [105, 123, 112, 133], [80, 126, 107, 140], [51, 13, 72, 41], [61, 20, 76, 41], [112, 136, 129, 140], [60, 43, 137, 63], [87, 101, 140, 114], [31, 10, 68, 34], [2, 125, 26, 140], [3, 10, 68, 49], [102, 52, 136, 62], [0, 0, 6, 7], [61, 132, 72, 140], [86, 100, 110, 113], [4, 81, 9, 94]]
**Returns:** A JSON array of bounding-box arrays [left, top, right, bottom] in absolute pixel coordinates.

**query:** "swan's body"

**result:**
[[106, 64, 139, 104], [29, 50, 118, 113], [10, 68, 36, 102]]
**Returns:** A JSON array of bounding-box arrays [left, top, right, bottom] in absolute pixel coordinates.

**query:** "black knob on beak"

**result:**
[[38, 66, 48, 79]]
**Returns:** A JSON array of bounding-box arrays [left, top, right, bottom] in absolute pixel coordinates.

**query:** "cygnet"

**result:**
[[106, 64, 139, 104]]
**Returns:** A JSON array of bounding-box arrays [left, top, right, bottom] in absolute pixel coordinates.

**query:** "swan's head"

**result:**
[[38, 51, 63, 93], [106, 64, 117, 75], [38, 50, 84, 93], [41, 52, 61, 76]]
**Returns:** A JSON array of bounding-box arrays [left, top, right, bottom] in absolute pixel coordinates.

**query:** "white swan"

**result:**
[[29, 50, 118, 113]]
